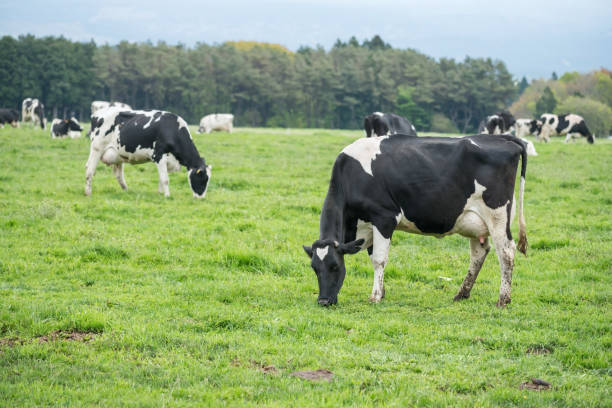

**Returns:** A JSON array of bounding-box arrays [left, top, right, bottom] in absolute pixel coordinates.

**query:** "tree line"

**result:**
[[0, 34, 518, 132]]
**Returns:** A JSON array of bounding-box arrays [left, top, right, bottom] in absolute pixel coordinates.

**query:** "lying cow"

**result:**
[[90, 101, 132, 117], [22, 98, 46, 129], [479, 110, 516, 134], [85, 108, 211, 197], [197, 113, 234, 134], [0, 108, 19, 128], [304, 134, 527, 308], [514, 119, 541, 139], [364, 112, 417, 137], [50, 117, 83, 138], [539, 113, 594, 143]]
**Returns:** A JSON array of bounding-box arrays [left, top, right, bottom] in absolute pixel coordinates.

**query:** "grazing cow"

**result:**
[[303, 134, 527, 308], [197, 113, 234, 134], [363, 112, 417, 137], [514, 119, 542, 139], [90, 101, 132, 117], [50, 117, 83, 138], [22, 98, 46, 129], [539, 113, 594, 143], [85, 108, 211, 197], [0, 108, 19, 128], [479, 110, 516, 135]]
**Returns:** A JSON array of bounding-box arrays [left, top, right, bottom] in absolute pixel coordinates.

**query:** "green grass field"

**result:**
[[0, 125, 610, 407]]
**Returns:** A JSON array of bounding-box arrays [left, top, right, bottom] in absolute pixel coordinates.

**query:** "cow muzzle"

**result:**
[[317, 297, 337, 307]]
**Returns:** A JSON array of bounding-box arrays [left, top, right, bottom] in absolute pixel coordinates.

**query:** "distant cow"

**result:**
[[197, 114, 234, 134], [86, 108, 211, 197], [0, 108, 19, 128], [539, 113, 594, 143], [303, 134, 527, 308], [363, 112, 417, 137], [50, 117, 83, 138], [514, 119, 541, 139], [479, 110, 516, 134], [90, 101, 132, 117], [22, 98, 46, 129]]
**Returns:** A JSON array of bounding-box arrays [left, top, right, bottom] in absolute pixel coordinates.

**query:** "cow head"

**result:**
[[303, 238, 364, 306], [529, 120, 542, 136], [188, 165, 212, 198]]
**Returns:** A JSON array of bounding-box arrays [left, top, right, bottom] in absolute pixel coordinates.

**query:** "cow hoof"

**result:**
[[453, 292, 470, 301], [369, 295, 383, 303], [496, 297, 511, 308]]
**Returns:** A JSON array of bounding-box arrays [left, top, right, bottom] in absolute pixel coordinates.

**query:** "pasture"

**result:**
[[0, 126, 610, 407]]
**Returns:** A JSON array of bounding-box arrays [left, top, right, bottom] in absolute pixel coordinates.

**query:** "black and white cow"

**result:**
[[90, 101, 132, 117], [364, 112, 417, 137], [21, 98, 46, 129], [514, 119, 541, 139], [0, 108, 19, 128], [303, 134, 527, 308], [539, 113, 594, 143], [479, 110, 516, 135], [50, 117, 83, 138], [85, 108, 211, 197]]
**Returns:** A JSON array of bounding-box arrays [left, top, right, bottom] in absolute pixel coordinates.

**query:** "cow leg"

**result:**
[[488, 216, 516, 308], [156, 157, 170, 197], [369, 225, 392, 303], [113, 163, 128, 190], [454, 237, 491, 301], [84, 149, 102, 196], [564, 133, 572, 143]]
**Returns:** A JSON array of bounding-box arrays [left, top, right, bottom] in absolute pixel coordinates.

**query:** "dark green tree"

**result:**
[[535, 86, 557, 116]]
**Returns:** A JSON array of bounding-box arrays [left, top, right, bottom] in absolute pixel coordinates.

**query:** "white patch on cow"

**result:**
[[411, 124, 416, 132], [395, 209, 423, 234], [469, 139, 480, 148], [140, 110, 164, 129], [177, 116, 189, 131], [356, 219, 373, 249], [521, 138, 538, 156], [373, 112, 383, 117], [166, 153, 181, 172], [341, 136, 388, 176], [316, 246, 329, 261], [369, 225, 390, 302]]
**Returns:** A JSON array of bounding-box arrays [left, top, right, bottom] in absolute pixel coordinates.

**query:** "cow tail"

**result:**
[[517, 139, 528, 256]]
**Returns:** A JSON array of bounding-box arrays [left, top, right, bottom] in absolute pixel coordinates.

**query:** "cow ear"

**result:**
[[339, 239, 365, 255], [302, 245, 313, 258]]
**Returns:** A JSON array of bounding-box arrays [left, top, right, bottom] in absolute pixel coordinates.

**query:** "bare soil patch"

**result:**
[[520, 378, 551, 391], [290, 369, 334, 381]]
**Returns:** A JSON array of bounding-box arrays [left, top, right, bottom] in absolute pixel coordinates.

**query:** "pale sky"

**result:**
[[1, 0, 610, 80]]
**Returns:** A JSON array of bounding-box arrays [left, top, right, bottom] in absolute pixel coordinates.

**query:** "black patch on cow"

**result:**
[[529, 120, 541, 135], [0, 108, 19, 126], [556, 114, 569, 132], [505, 201, 513, 240], [363, 113, 417, 137], [33, 102, 45, 129], [52, 118, 82, 136]]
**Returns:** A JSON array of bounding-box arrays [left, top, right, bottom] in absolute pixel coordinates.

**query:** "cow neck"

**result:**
[[174, 140, 206, 171], [319, 183, 344, 243]]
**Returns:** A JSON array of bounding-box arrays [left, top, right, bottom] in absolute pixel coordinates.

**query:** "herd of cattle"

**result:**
[[1, 97, 598, 307]]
